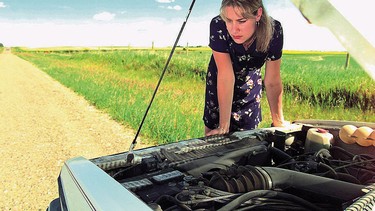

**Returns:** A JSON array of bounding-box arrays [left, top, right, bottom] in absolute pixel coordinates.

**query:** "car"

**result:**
[[48, 0, 375, 210], [48, 120, 375, 210]]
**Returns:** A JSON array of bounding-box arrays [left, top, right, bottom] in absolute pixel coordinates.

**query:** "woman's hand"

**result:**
[[272, 120, 291, 127], [205, 126, 229, 136]]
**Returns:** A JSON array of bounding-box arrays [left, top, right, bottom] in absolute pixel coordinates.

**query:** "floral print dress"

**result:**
[[203, 15, 283, 131]]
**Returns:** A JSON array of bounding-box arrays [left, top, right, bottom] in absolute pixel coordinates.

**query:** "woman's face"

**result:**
[[223, 6, 260, 44]]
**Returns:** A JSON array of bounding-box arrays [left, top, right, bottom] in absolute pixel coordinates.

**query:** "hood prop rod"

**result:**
[[127, 0, 197, 162]]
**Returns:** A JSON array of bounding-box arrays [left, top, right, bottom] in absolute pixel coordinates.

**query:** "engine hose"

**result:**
[[345, 188, 375, 211], [269, 146, 294, 165], [329, 146, 354, 159], [261, 167, 366, 202], [154, 195, 192, 211], [317, 171, 361, 185], [314, 148, 332, 160], [318, 162, 338, 179], [335, 173, 361, 184], [217, 189, 322, 211]]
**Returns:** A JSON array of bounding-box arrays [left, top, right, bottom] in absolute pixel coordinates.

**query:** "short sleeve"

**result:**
[[208, 16, 230, 53], [266, 20, 284, 61]]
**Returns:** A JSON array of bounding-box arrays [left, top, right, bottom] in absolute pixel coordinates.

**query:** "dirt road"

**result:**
[[0, 51, 148, 210]]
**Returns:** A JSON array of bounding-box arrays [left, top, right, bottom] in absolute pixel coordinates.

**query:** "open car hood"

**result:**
[[291, 0, 375, 81]]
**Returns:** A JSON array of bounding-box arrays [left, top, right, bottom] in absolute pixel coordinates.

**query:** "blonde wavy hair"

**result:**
[[220, 0, 274, 52]]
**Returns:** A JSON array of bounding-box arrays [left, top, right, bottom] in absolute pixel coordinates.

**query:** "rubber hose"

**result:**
[[217, 189, 322, 211], [269, 146, 294, 165], [261, 166, 366, 202]]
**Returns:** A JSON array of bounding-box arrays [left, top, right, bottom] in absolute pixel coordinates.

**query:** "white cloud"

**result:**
[[93, 12, 115, 21], [155, 0, 175, 3], [167, 5, 182, 11], [159, 5, 182, 11], [156, 0, 181, 11], [0, 2, 7, 8]]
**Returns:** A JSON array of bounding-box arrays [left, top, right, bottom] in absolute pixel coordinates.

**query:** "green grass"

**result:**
[[281, 53, 374, 110], [14, 48, 375, 145], [16, 50, 206, 144]]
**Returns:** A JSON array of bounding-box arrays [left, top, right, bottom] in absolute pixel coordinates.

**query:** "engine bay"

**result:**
[[91, 122, 375, 210]]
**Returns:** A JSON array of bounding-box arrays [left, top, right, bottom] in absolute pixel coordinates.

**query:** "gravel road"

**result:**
[[0, 51, 148, 210]]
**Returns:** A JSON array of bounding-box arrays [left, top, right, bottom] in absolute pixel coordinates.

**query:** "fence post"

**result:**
[[345, 52, 350, 69]]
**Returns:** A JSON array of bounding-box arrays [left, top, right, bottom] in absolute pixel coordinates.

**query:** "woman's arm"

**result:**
[[264, 58, 288, 127], [205, 50, 234, 136]]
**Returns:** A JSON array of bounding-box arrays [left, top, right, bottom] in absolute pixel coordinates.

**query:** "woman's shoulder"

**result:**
[[271, 18, 283, 32], [269, 18, 283, 42], [209, 15, 231, 53], [210, 15, 226, 28], [267, 18, 284, 60], [211, 15, 223, 23]]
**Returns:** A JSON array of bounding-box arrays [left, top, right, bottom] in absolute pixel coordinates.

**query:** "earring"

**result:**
[[256, 21, 259, 26]]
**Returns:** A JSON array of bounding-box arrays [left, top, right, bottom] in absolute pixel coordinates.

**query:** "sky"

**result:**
[[0, 0, 374, 51]]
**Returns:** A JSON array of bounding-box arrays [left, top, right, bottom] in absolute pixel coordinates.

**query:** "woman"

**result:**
[[204, 0, 288, 136]]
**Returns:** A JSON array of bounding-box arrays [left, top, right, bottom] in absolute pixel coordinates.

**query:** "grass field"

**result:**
[[14, 47, 375, 144]]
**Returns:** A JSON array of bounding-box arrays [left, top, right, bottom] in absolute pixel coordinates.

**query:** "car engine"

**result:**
[[91, 122, 375, 210]]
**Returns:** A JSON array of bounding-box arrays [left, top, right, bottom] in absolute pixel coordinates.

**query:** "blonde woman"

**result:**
[[204, 0, 288, 136]]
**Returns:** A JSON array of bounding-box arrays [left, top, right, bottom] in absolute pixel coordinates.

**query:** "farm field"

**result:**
[[14, 47, 375, 144]]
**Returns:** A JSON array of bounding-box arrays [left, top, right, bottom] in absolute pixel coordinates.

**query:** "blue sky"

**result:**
[[0, 0, 373, 50]]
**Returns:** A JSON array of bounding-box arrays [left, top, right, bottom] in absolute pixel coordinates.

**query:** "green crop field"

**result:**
[[14, 47, 375, 145]]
